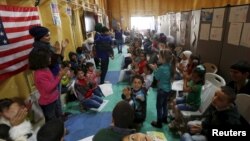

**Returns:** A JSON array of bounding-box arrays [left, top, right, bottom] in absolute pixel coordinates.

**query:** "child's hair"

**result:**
[[132, 38, 142, 47], [192, 65, 206, 85], [158, 33, 167, 44], [159, 49, 176, 79], [220, 86, 236, 103], [112, 101, 134, 128], [167, 42, 176, 51], [140, 51, 147, 59], [230, 60, 250, 73], [61, 61, 70, 68], [11, 97, 26, 107], [0, 98, 13, 113], [86, 62, 94, 69], [132, 74, 144, 84], [28, 48, 51, 70], [145, 64, 153, 74], [190, 54, 200, 65], [101, 26, 109, 33], [74, 67, 84, 76], [37, 119, 64, 141], [76, 47, 83, 54], [68, 52, 77, 60], [0, 124, 11, 141]]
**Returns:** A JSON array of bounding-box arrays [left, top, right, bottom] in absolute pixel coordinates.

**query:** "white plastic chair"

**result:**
[[203, 63, 218, 73], [181, 82, 218, 118], [235, 94, 250, 124], [205, 73, 226, 87], [181, 73, 225, 118]]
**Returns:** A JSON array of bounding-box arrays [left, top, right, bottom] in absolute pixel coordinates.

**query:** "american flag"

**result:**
[[0, 5, 40, 81]]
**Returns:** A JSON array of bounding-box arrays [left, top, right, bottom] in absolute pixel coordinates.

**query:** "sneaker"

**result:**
[[151, 121, 162, 128]]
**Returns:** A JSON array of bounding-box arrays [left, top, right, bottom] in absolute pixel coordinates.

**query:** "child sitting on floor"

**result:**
[[121, 75, 147, 128], [61, 61, 74, 94], [86, 62, 104, 97], [73, 68, 103, 109]]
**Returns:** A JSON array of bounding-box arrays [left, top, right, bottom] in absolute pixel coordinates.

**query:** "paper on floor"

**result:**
[[78, 135, 94, 141], [99, 84, 113, 97]]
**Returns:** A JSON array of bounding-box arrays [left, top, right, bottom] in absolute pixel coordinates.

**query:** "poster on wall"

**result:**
[[228, 23, 243, 46], [240, 23, 250, 48], [50, 3, 61, 26], [170, 14, 177, 36], [199, 24, 210, 40], [66, 6, 72, 16], [201, 9, 213, 22], [229, 5, 248, 23], [212, 8, 225, 27], [210, 27, 223, 41], [180, 21, 186, 45]]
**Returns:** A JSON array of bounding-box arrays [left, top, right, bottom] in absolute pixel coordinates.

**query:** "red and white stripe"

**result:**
[[0, 5, 40, 81]]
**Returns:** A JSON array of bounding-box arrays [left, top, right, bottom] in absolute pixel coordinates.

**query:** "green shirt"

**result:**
[[186, 80, 202, 110], [93, 127, 133, 141], [154, 64, 171, 92]]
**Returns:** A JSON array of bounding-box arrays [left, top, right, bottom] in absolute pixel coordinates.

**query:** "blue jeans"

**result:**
[[81, 95, 103, 109], [181, 133, 207, 141], [156, 89, 170, 122], [40, 99, 62, 123], [93, 86, 104, 97], [176, 97, 197, 111], [116, 39, 123, 53]]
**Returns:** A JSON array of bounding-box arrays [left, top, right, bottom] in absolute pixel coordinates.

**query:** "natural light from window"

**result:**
[[131, 16, 155, 30]]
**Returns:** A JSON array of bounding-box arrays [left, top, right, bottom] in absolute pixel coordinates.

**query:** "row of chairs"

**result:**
[[179, 72, 250, 126]]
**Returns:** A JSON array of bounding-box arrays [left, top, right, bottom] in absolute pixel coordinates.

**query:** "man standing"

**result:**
[[94, 26, 114, 84], [114, 23, 124, 54]]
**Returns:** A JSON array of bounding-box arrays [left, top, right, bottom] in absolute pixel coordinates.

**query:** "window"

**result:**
[[131, 16, 155, 30]]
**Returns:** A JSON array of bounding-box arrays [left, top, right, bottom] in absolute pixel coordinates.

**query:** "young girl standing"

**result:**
[[29, 48, 68, 122], [151, 49, 175, 128]]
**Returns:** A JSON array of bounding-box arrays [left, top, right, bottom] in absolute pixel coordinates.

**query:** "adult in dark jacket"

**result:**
[[29, 26, 68, 76], [94, 26, 114, 84]]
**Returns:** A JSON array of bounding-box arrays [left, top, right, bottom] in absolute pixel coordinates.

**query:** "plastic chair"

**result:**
[[203, 63, 218, 73], [205, 73, 226, 87], [181, 82, 218, 118], [235, 94, 250, 124], [180, 73, 225, 118]]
